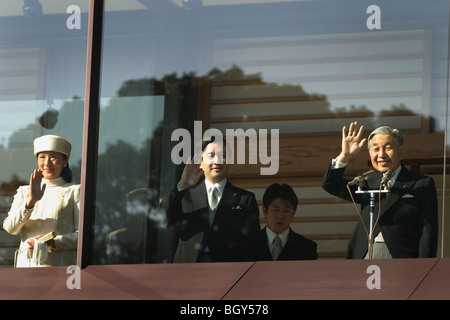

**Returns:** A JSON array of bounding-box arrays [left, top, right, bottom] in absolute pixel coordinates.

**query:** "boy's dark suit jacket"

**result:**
[[253, 227, 318, 261], [166, 180, 260, 263], [322, 164, 438, 259]]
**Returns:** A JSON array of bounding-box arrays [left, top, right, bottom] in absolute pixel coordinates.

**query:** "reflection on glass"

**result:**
[[0, 2, 87, 267], [0, 98, 84, 267], [92, 96, 164, 264], [106, 187, 164, 264], [4, 135, 80, 267], [94, 0, 449, 263]]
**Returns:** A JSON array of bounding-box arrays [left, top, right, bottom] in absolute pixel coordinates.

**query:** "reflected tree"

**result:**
[[0, 64, 434, 265]]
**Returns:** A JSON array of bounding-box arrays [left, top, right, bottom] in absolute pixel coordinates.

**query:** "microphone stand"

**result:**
[[355, 184, 390, 259]]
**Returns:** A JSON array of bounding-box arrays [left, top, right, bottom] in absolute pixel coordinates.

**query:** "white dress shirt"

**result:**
[[265, 227, 289, 249]]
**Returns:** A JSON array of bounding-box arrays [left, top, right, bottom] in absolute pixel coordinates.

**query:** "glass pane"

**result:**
[[0, 2, 88, 267], [93, 0, 449, 264]]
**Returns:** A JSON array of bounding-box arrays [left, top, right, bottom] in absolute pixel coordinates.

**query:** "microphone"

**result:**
[[347, 170, 378, 186], [380, 168, 394, 186]]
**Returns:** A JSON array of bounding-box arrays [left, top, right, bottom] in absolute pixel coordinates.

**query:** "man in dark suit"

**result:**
[[166, 137, 260, 263], [322, 122, 438, 259], [253, 183, 317, 261]]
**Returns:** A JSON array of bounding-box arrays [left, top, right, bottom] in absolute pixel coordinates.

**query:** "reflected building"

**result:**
[[0, 0, 449, 267]]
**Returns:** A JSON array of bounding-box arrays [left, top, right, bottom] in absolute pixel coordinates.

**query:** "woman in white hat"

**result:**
[[3, 135, 80, 267]]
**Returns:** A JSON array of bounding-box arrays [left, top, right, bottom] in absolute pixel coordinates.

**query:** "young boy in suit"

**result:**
[[254, 183, 318, 261]]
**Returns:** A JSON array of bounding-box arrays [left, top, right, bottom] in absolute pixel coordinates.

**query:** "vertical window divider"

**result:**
[[77, 0, 104, 269]]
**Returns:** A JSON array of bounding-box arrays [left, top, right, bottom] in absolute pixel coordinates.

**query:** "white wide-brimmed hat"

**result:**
[[33, 135, 71, 158]]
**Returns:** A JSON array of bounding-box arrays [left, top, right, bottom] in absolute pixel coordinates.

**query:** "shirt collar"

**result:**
[[42, 176, 67, 187], [385, 165, 402, 187], [205, 178, 227, 196], [265, 227, 289, 247]]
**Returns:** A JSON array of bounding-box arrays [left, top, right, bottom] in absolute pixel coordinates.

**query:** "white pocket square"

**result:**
[[402, 194, 414, 199]]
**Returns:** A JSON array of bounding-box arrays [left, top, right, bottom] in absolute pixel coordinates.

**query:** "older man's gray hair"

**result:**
[[368, 126, 405, 149]]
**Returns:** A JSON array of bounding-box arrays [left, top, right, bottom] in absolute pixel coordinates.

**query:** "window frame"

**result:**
[[77, 0, 104, 268]]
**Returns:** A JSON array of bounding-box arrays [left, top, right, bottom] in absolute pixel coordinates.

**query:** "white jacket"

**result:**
[[3, 177, 80, 267]]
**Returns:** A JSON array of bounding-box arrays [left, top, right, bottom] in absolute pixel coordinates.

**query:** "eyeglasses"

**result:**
[[269, 206, 294, 215]]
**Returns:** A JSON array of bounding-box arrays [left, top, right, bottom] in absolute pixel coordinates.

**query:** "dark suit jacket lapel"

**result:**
[[190, 180, 208, 210], [219, 181, 235, 206], [279, 229, 294, 259], [211, 181, 233, 224], [380, 189, 399, 218], [260, 227, 273, 260], [178, 180, 209, 241]]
